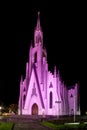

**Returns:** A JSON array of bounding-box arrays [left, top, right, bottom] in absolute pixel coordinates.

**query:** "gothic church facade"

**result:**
[[18, 12, 80, 116]]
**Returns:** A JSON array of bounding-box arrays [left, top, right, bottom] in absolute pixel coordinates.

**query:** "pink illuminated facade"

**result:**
[[18, 12, 80, 116]]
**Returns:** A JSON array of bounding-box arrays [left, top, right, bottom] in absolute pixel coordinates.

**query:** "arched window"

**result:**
[[36, 36, 38, 43], [23, 95, 26, 102], [34, 52, 37, 63], [23, 94, 26, 107], [36, 34, 42, 44], [70, 94, 73, 98], [38, 34, 42, 43], [49, 92, 53, 108]]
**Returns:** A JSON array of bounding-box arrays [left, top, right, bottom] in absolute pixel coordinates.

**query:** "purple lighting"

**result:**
[[18, 12, 80, 116]]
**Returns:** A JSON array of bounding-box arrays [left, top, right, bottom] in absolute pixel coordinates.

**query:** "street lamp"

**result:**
[[74, 95, 76, 122], [55, 101, 61, 119]]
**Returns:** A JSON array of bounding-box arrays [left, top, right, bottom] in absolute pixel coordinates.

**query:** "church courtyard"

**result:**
[[0, 115, 87, 130]]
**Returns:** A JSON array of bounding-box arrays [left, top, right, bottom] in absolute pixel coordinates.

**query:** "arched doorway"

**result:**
[[32, 103, 38, 115]]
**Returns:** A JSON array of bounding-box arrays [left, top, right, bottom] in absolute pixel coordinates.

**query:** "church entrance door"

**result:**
[[32, 103, 38, 115]]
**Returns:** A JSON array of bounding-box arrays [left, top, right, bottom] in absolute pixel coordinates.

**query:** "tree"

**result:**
[[9, 104, 18, 114]]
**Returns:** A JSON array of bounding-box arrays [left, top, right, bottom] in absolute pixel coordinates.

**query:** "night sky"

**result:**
[[0, 1, 87, 115]]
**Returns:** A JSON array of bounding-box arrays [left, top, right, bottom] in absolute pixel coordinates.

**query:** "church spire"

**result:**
[[34, 11, 43, 47], [36, 11, 41, 30]]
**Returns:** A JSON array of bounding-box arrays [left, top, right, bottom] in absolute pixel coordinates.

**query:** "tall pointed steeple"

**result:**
[[34, 11, 43, 47], [36, 11, 41, 30]]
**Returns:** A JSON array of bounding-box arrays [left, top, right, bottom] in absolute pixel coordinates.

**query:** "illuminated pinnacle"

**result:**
[[36, 11, 41, 30], [38, 11, 40, 16]]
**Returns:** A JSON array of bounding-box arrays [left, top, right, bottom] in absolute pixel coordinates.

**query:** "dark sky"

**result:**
[[0, 1, 87, 114]]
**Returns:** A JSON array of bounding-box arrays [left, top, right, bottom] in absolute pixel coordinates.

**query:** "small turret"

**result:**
[[29, 41, 33, 77], [54, 66, 57, 77], [57, 70, 61, 81], [20, 75, 23, 85], [26, 62, 29, 90], [18, 75, 23, 115]]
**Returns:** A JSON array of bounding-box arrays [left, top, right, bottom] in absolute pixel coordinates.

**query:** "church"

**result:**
[[18, 12, 80, 116]]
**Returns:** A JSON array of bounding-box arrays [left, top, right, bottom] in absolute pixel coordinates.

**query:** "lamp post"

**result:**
[[74, 95, 76, 122], [55, 101, 61, 119]]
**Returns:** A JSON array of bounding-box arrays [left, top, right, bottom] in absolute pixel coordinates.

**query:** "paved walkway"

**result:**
[[1, 115, 87, 130], [13, 120, 52, 130], [0, 115, 53, 130]]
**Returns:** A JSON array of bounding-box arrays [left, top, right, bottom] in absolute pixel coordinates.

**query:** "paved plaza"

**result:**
[[0, 115, 87, 130], [13, 121, 52, 130], [1, 115, 53, 130]]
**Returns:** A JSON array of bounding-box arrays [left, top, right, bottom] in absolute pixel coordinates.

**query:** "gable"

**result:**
[[25, 64, 44, 108]]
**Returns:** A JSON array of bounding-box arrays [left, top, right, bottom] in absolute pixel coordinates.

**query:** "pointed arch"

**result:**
[[34, 52, 37, 63], [23, 94, 26, 101], [23, 94, 26, 108], [32, 103, 38, 115]]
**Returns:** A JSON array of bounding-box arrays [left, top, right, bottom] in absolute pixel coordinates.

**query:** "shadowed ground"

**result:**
[[0, 115, 52, 130], [13, 121, 52, 130], [12, 116, 52, 130], [0, 115, 87, 130]]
